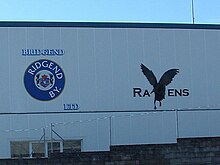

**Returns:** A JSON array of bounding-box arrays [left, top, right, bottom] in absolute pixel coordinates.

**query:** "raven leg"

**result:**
[[159, 101, 162, 107], [154, 99, 157, 110]]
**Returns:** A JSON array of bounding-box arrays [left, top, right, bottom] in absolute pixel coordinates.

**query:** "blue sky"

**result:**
[[0, 0, 219, 24]]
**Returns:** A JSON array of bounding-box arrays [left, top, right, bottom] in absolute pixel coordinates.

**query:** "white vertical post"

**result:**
[[109, 116, 112, 146], [29, 142, 33, 158], [60, 141, 63, 153], [45, 142, 48, 157], [175, 109, 179, 138], [42, 128, 48, 157]]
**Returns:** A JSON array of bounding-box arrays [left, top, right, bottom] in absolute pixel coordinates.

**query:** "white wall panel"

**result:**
[[0, 27, 219, 112], [178, 110, 220, 138], [112, 111, 177, 145], [0, 29, 10, 112], [10, 115, 29, 139]]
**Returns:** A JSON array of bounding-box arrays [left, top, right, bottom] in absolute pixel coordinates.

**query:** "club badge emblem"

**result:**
[[24, 59, 65, 101]]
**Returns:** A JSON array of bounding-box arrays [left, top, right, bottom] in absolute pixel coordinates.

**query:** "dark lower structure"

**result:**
[[1, 137, 220, 165]]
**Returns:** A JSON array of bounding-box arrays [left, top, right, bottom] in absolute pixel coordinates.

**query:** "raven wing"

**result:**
[[140, 64, 157, 87], [159, 69, 179, 86]]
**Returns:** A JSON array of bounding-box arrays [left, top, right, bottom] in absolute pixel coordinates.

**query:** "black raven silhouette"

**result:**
[[140, 64, 179, 109]]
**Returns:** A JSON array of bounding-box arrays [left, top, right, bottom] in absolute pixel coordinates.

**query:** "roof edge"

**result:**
[[0, 21, 220, 29]]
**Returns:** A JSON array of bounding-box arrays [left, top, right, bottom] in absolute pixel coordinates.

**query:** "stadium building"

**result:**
[[0, 22, 220, 158]]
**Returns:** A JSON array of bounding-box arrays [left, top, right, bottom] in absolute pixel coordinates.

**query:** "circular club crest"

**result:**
[[24, 59, 65, 101]]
